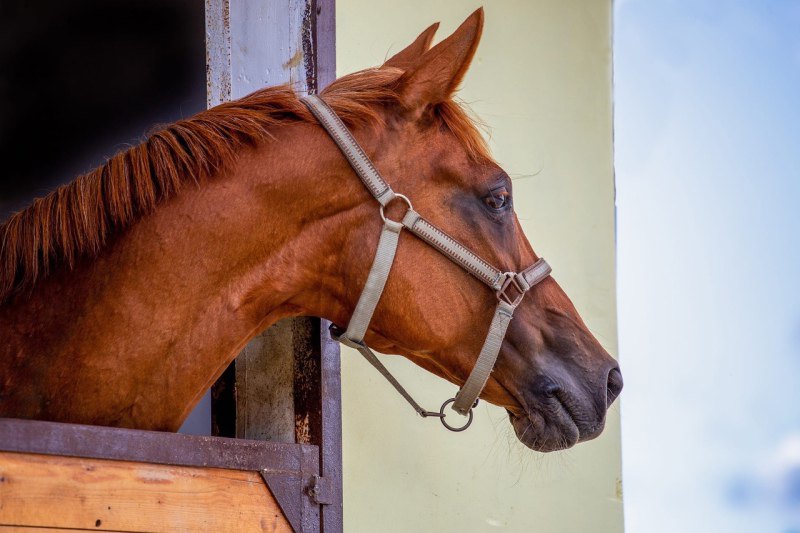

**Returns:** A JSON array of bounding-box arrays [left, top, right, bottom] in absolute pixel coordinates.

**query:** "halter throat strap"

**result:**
[[302, 95, 551, 427]]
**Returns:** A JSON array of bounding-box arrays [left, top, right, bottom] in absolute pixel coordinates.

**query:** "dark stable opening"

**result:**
[[0, 0, 210, 434], [0, 0, 206, 218]]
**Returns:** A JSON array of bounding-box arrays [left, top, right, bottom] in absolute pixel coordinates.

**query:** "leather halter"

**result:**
[[302, 95, 551, 431]]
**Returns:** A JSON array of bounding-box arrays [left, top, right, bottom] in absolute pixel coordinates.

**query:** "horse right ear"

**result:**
[[396, 8, 484, 120], [384, 22, 440, 70]]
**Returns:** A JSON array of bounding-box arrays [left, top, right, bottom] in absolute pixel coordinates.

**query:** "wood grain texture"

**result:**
[[0, 527, 130, 532], [0, 452, 291, 532]]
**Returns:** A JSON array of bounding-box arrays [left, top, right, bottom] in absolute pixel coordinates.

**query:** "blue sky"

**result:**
[[615, 1, 800, 532]]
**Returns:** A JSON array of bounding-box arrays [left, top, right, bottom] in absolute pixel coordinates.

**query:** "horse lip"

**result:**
[[552, 392, 608, 442], [499, 376, 585, 450], [552, 393, 580, 433], [515, 390, 580, 433], [507, 394, 582, 451]]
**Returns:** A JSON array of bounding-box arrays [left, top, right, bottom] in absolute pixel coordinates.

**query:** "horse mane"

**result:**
[[0, 66, 490, 302]]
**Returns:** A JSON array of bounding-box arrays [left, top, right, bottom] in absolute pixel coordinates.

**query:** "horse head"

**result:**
[[320, 9, 621, 451]]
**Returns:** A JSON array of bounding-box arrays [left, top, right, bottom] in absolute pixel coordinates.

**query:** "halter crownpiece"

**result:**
[[302, 95, 551, 432]]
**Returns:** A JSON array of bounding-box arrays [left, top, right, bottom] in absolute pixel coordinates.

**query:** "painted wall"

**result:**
[[336, 2, 621, 531]]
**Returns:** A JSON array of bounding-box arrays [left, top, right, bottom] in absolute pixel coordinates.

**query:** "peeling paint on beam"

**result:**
[[205, 0, 232, 107]]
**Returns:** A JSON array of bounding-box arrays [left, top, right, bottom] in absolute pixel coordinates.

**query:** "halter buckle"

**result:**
[[497, 272, 526, 307]]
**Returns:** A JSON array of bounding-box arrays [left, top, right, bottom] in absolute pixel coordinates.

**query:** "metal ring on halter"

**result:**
[[438, 398, 474, 432], [379, 193, 413, 224]]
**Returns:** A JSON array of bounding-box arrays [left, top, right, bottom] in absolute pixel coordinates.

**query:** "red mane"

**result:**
[[0, 66, 489, 302]]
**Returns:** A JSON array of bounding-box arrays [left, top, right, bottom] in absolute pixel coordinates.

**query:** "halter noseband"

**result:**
[[302, 95, 551, 432]]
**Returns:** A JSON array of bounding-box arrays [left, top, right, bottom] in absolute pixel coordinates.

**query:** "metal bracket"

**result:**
[[496, 272, 527, 306], [261, 470, 306, 532], [308, 475, 335, 505]]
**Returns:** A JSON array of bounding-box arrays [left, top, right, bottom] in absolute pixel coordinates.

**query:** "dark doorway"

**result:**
[[0, 0, 206, 219], [0, 0, 209, 434]]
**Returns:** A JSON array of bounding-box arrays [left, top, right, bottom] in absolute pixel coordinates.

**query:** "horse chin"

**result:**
[[507, 408, 581, 452]]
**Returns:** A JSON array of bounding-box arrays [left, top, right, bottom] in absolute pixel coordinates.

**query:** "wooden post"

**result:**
[[205, 1, 342, 530]]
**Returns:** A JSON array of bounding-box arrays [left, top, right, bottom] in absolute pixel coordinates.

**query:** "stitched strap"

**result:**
[[516, 258, 552, 291], [402, 210, 504, 290], [451, 300, 517, 414], [342, 219, 403, 344], [450, 260, 550, 414], [302, 95, 396, 206]]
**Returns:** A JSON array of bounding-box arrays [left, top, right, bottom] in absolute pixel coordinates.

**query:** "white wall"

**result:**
[[615, 2, 800, 532], [338, 2, 621, 531]]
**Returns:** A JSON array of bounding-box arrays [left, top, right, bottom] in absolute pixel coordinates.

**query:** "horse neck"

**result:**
[[0, 121, 367, 429]]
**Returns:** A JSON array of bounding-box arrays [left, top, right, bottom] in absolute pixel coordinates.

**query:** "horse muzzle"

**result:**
[[508, 364, 623, 452]]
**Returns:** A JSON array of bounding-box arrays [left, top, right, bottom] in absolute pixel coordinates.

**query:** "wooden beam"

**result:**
[[0, 451, 291, 533], [206, 0, 321, 442]]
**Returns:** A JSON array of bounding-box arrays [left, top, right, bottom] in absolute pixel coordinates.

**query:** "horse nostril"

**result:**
[[533, 375, 561, 398], [543, 382, 560, 397], [606, 366, 623, 406]]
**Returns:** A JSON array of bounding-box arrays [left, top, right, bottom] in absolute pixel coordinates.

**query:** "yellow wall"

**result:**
[[336, 1, 620, 531]]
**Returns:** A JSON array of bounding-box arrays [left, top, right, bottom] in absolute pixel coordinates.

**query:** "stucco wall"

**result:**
[[336, 1, 620, 531]]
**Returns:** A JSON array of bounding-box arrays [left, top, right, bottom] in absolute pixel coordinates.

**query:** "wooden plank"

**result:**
[[0, 452, 292, 533], [1, 527, 130, 532], [0, 417, 318, 474]]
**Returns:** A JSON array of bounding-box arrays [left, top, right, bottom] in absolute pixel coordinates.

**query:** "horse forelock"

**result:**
[[0, 65, 490, 303]]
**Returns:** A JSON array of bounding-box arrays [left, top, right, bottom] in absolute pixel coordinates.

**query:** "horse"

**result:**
[[0, 8, 621, 452]]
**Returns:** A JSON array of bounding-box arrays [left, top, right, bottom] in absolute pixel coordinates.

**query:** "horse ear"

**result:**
[[397, 8, 484, 117], [385, 22, 440, 70]]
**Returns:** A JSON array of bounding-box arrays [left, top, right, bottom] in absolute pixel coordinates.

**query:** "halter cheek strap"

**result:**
[[302, 95, 551, 431]]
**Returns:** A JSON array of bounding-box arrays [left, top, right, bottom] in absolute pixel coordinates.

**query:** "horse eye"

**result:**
[[484, 188, 510, 210]]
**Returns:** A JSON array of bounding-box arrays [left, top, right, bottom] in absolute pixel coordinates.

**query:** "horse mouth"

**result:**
[[507, 396, 583, 452]]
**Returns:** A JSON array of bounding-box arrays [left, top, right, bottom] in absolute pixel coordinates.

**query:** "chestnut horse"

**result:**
[[0, 9, 621, 452]]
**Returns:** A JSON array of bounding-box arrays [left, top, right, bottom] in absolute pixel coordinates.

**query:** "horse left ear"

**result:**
[[385, 22, 440, 70], [398, 8, 484, 118]]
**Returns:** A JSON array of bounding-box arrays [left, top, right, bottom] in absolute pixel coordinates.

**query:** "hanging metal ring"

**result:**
[[438, 398, 474, 432], [379, 193, 413, 224]]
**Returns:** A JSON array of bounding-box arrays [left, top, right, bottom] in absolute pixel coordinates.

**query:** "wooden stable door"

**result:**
[[0, 419, 318, 532], [0, 453, 291, 532]]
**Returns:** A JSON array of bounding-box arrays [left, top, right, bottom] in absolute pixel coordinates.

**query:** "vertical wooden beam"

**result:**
[[205, 0, 231, 108], [207, 0, 318, 99], [292, 318, 342, 533], [205, 0, 321, 442], [205, 1, 341, 530], [317, 319, 343, 533], [307, 5, 342, 530]]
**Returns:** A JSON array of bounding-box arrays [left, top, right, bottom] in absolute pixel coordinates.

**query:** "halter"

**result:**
[[302, 96, 551, 432]]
